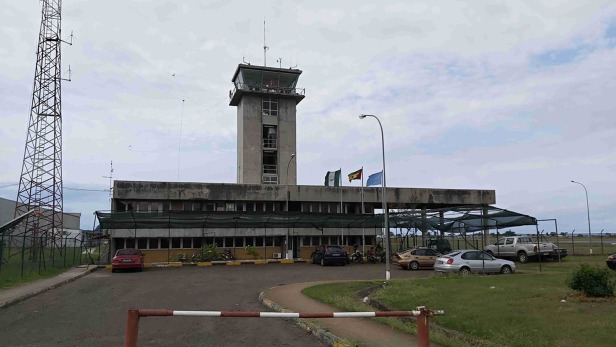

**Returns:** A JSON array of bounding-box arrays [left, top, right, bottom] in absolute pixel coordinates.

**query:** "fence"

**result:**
[[390, 233, 616, 256], [0, 234, 109, 287], [124, 307, 444, 347]]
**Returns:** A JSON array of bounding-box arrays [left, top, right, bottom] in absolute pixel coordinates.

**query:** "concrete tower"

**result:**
[[229, 64, 304, 185]]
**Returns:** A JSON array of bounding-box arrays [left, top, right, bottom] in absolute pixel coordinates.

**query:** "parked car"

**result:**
[[394, 247, 440, 270], [424, 238, 452, 254], [310, 245, 348, 266], [434, 250, 515, 275], [607, 254, 616, 270], [111, 248, 145, 272], [484, 236, 567, 263]]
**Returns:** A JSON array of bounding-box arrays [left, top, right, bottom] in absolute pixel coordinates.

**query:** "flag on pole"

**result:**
[[366, 171, 383, 186], [324, 170, 341, 187], [348, 168, 362, 182]]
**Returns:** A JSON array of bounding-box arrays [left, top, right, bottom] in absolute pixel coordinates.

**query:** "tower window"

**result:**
[[262, 97, 278, 116], [263, 125, 277, 149]]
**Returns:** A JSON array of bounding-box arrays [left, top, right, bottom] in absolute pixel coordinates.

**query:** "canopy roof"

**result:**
[[95, 205, 536, 233], [0, 209, 37, 236]]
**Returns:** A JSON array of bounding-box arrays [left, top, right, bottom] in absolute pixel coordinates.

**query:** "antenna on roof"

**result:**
[[263, 19, 269, 67], [277, 58, 282, 68], [243, 56, 249, 65]]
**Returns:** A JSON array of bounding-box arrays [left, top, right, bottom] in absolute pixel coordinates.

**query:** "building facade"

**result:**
[[102, 63, 496, 262]]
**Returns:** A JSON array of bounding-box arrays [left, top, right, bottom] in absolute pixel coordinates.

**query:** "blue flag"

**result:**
[[366, 171, 382, 186]]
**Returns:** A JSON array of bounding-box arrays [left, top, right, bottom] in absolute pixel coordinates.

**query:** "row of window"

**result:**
[[119, 201, 373, 214], [114, 236, 375, 250]]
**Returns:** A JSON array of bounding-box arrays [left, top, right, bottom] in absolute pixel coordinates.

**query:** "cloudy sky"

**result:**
[[1, 0, 615, 233]]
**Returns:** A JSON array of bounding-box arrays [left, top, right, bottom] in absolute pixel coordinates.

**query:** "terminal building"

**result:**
[[96, 63, 500, 263]]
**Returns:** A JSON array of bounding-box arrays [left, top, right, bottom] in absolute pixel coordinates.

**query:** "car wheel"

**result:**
[[409, 261, 420, 270], [518, 252, 528, 263], [500, 265, 512, 274], [458, 267, 471, 276], [111, 268, 116, 273], [320, 258, 326, 266]]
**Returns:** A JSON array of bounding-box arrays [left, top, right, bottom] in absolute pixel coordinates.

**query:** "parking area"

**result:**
[[0, 263, 434, 346]]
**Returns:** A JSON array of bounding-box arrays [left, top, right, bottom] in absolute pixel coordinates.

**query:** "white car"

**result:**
[[434, 250, 515, 275]]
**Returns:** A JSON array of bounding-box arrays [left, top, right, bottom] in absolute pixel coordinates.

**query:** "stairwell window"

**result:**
[[262, 97, 278, 116]]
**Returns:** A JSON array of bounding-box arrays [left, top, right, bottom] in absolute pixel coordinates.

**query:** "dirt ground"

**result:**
[[0, 263, 433, 346]]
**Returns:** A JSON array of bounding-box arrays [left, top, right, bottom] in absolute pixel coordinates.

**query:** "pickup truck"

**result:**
[[484, 236, 568, 263]]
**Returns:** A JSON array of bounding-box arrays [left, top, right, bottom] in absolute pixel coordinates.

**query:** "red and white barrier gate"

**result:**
[[125, 307, 444, 347]]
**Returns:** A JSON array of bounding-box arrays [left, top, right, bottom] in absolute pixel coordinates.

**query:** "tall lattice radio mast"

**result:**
[[14, 0, 69, 255]]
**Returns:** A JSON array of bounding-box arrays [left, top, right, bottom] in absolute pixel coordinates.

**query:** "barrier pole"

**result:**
[[124, 310, 140, 347], [416, 306, 430, 347]]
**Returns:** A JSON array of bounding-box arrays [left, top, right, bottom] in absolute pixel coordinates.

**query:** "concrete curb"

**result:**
[[0, 266, 98, 310], [105, 259, 307, 270], [258, 291, 349, 347]]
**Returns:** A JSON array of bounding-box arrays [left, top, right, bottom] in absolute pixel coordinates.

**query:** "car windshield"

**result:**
[[326, 246, 343, 252], [116, 249, 140, 256]]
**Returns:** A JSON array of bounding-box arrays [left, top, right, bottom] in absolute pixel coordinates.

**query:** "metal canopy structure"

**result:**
[[95, 205, 536, 233], [0, 210, 38, 236]]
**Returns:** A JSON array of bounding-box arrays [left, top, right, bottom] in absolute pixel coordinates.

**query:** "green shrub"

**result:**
[[194, 244, 220, 262], [245, 245, 260, 259], [567, 264, 615, 297]]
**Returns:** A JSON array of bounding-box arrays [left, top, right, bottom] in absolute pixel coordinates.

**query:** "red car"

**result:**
[[111, 248, 145, 272]]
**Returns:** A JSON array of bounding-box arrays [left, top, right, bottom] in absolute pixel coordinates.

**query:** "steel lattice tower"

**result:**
[[14, 0, 65, 255]]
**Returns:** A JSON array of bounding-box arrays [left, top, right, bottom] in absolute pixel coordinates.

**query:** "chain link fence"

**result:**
[[0, 234, 109, 287]]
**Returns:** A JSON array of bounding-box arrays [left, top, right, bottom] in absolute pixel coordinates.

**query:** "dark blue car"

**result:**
[[311, 245, 348, 266]]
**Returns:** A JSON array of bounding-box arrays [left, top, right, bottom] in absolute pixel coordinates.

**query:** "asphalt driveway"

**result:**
[[0, 263, 434, 346]]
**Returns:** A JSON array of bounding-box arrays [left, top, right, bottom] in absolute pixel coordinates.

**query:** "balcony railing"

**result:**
[[263, 138, 277, 149], [263, 165, 277, 175], [262, 175, 278, 185], [229, 83, 306, 100]]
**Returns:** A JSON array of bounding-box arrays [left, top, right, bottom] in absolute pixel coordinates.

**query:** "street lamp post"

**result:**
[[285, 153, 296, 260], [359, 114, 391, 281], [571, 180, 592, 254]]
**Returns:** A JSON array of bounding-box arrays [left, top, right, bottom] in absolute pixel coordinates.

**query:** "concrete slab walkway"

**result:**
[[0, 265, 97, 309]]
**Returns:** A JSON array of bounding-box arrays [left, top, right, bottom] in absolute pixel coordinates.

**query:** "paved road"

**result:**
[[0, 263, 434, 346]]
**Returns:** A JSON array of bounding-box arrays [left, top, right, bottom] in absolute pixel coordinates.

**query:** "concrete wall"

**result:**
[[279, 98, 297, 185], [235, 93, 298, 185], [237, 95, 262, 184], [113, 181, 496, 208]]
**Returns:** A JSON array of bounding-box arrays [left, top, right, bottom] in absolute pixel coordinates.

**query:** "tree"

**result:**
[[503, 230, 516, 236]]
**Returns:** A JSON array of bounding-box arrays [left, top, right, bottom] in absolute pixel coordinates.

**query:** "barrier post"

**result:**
[[416, 306, 430, 347], [124, 309, 140, 347]]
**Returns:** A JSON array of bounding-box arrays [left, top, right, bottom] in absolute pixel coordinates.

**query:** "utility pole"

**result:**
[[14, 0, 70, 258]]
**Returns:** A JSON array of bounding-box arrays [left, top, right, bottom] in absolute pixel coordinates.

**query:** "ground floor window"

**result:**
[[113, 235, 370, 250]]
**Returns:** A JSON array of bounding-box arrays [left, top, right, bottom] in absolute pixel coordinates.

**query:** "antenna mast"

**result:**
[[102, 161, 114, 204], [15, 0, 69, 258], [263, 19, 268, 67]]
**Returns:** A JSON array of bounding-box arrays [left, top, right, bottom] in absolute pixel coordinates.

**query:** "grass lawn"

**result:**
[[0, 246, 87, 289], [303, 255, 616, 347]]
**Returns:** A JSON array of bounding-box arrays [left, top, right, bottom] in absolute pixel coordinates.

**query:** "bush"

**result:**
[[194, 244, 220, 262], [567, 264, 615, 297], [245, 245, 260, 259]]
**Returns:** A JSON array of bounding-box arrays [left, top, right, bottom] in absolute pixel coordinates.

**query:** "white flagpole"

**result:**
[[339, 168, 343, 246]]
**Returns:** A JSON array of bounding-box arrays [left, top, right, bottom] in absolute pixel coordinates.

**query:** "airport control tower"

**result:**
[[229, 64, 305, 185]]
